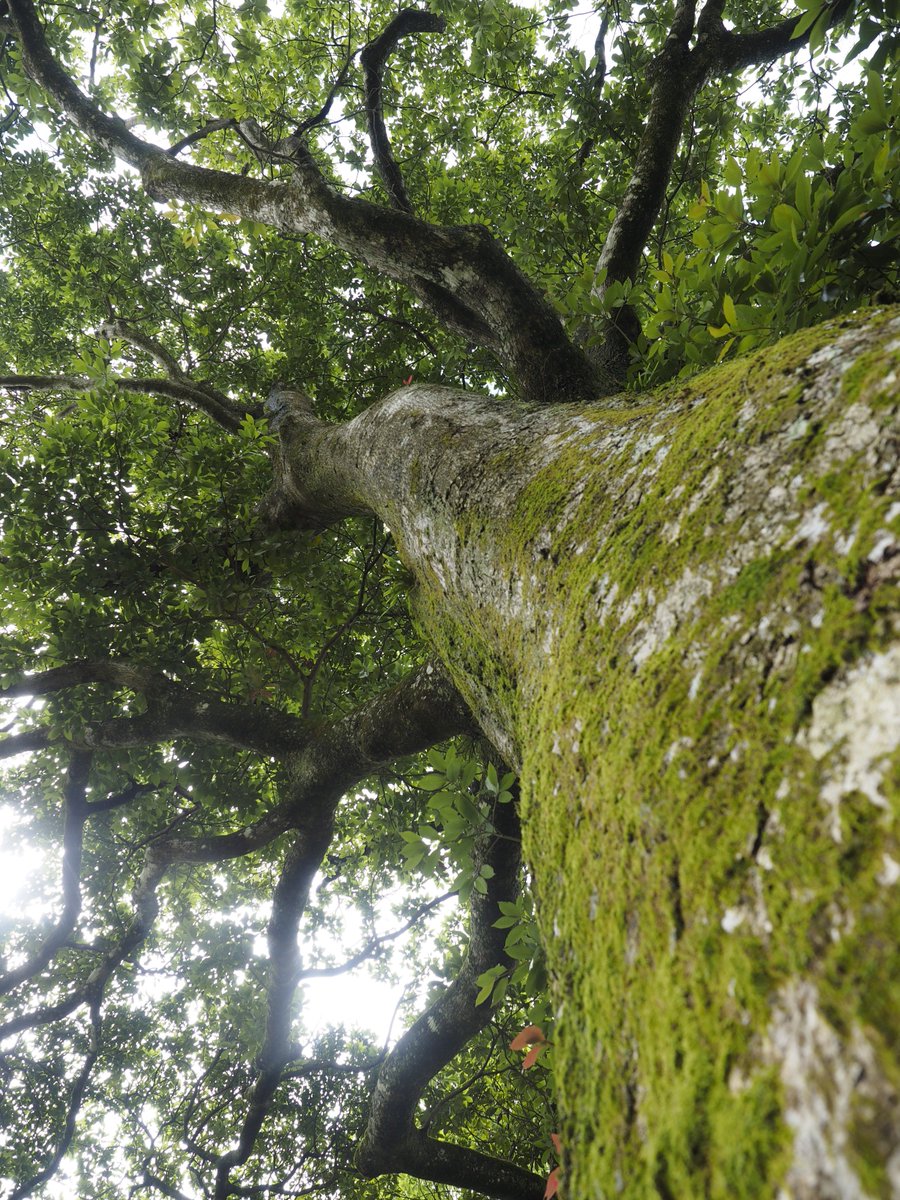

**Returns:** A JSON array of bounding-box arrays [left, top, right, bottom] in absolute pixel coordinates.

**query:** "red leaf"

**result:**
[[402, 375, 413, 385], [550, 1133, 562, 1156], [509, 1024, 545, 1052], [523, 1042, 547, 1069], [544, 1167, 560, 1199]]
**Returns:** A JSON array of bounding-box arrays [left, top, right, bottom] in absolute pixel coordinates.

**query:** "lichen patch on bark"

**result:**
[[761, 979, 900, 1200], [798, 644, 900, 842]]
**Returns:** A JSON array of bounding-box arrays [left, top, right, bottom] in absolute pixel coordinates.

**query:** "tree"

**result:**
[[0, 0, 898, 1196]]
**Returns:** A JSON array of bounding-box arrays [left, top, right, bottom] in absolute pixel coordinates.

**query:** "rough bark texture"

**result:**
[[269, 307, 900, 1198]]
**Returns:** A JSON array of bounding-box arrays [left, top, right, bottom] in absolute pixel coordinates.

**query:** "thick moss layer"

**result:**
[[412, 309, 900, 1198]]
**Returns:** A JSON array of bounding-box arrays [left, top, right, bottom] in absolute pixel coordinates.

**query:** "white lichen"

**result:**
[[721, 907, 745, 933], [628, 568, 714, 667], [798, 644, 900, 842], [763, 980, 900, 1200]]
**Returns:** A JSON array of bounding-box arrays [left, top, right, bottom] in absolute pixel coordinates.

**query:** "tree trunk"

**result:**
[[269, 307, 900, 1198]]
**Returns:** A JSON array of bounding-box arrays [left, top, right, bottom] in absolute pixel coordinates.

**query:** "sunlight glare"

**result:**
[[0, 804, 48, 922]]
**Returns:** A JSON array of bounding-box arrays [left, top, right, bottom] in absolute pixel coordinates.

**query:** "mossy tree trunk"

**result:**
[[268, 307, 900, 1199]]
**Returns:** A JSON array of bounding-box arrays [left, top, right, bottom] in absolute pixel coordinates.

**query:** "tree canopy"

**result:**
[[0, 0, 897, 1197]]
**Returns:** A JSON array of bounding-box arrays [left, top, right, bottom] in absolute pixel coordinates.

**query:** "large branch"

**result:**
[[356, 796, 545, 1200], [0, 657, 307, 756], [0, 368, 256, 432], [582, 0, 859, 377], [0, 728, 50, 758], [5, 0, 600, 403], [587, 13, 706, 336], [138, 661, 473, 1196], [144, 161, 597, 404], [5, 0, 158, 168], [701, 0, 856, 73], [360, 9, 444, 214]]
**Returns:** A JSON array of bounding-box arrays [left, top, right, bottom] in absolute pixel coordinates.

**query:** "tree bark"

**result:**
[[266, 307, 900, 1198]]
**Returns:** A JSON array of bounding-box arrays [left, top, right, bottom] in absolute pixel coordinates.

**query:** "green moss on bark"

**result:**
[[404, 309, 899, 1198]]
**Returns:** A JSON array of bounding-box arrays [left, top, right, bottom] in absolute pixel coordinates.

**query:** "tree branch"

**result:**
[[0, 657, 307, 756], [167, 117, 235, 158], [298, 890, 454, 980], [359, 9, 445, 214], [0, 370, 257, 432], [6, 0, 159, 168], [294, 45, 355, 137], [99, 318, 189, 380], [357, 796, 545, 1200], [699, 0, 856, 73], [579, 0, 858, 380], [86, 778, 158, 815], [8, 1000, 103, 1200], [670, 0, 697, 45], [0, 846, 166, 1038], [582, 24, 705, 376], [5, 0, 599, 403], [0, 728, 50, 757], [181, 663, 473, 1196], [301, 525, 387, 717], [213, 821, 333, 1200], [0, 750, 92, 996], [140, 1172, 194, 1200]]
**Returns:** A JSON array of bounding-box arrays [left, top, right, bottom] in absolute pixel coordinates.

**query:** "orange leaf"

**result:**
[[544, 1167, 560, 1199], [550, 1133, 562, 1156], [522, 1042, 547, 1069], [510, 1024, 545, 1052]]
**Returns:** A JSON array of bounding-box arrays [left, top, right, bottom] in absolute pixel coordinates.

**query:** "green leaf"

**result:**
[[810, 13, 829, 51], [829, 203, 870, 235], [772, 204, 801, 232], [792, 1, 825, 39], [855, 111, 890, 136], [415, 773, 448, 791], [723, 156, 743, 188]]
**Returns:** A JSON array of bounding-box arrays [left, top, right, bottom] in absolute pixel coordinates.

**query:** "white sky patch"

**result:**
[[300, 961, 411, 1041], [0, 804, 51, 922]]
